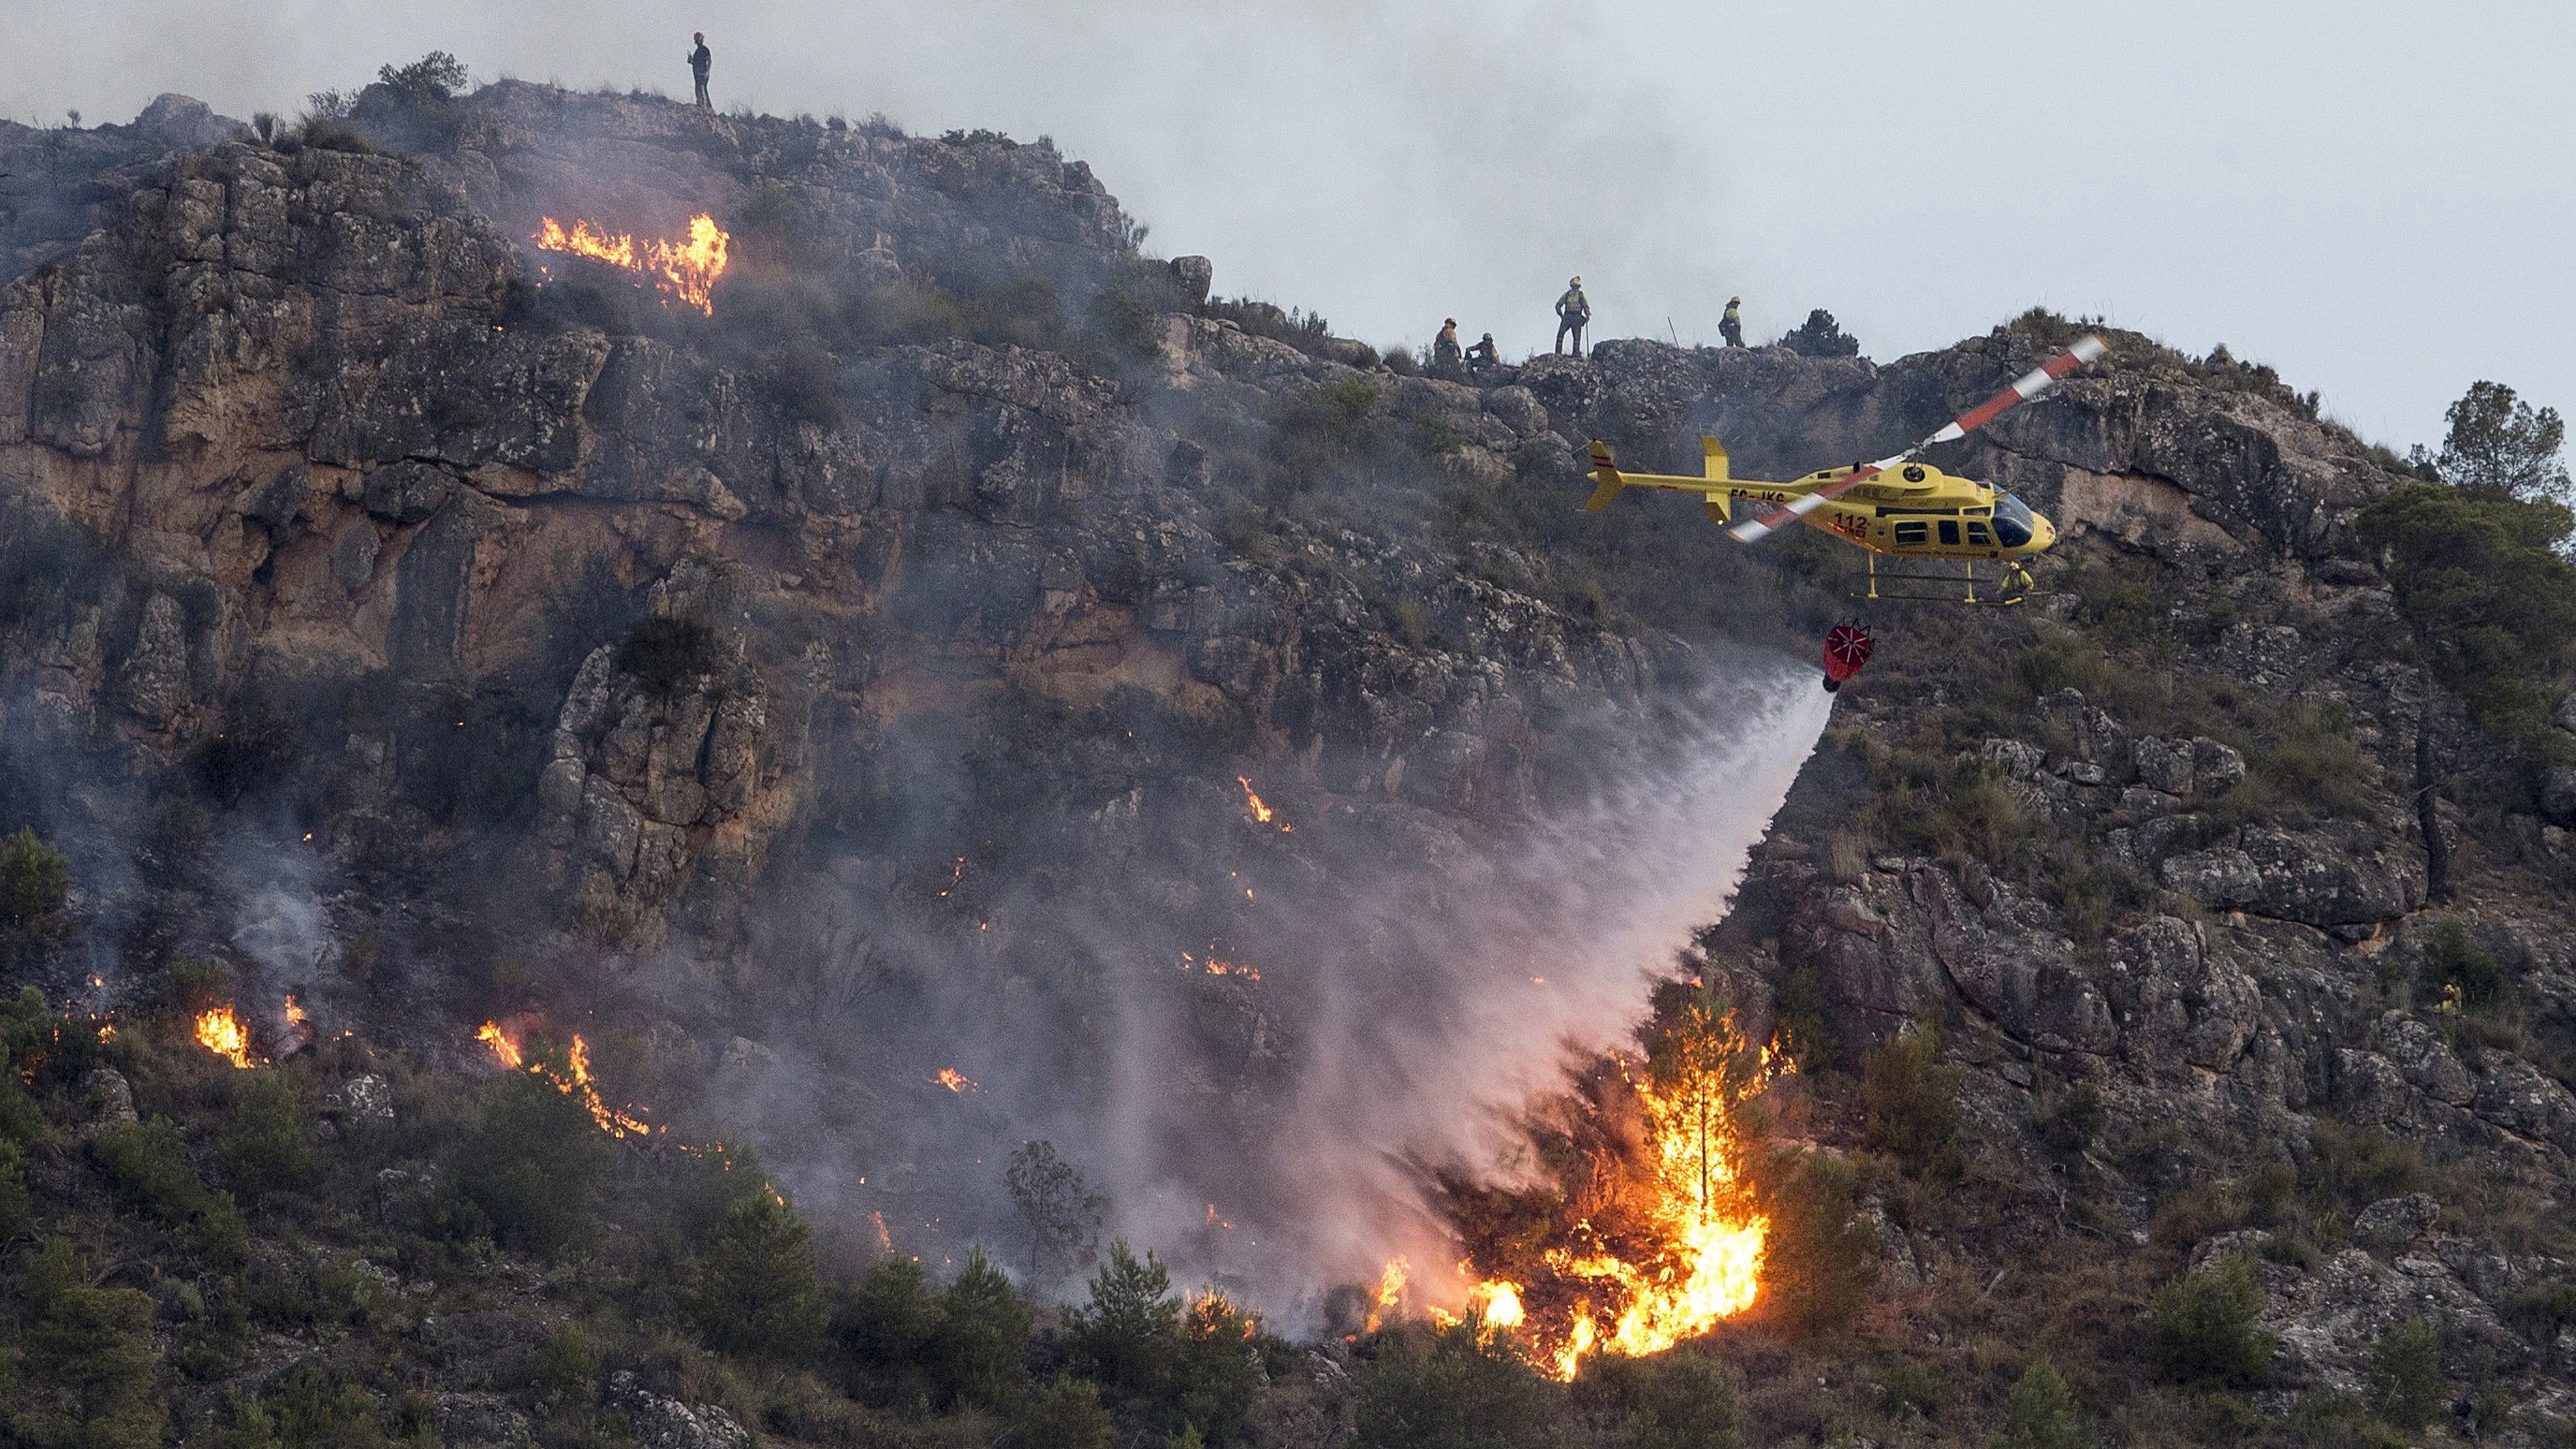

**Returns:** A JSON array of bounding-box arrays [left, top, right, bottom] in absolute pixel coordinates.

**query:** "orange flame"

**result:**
[[931, 1067, 976, 1093], [1468, 1003, 1789, 1379], [1237, 777, 1293, 831], [476, 1020, 523, 1069], [195, 1006, 257, 1069], [475, 1020, 651, 1138], [534, 212, 730, 315]]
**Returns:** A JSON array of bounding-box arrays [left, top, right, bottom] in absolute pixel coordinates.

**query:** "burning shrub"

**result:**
[[2145, 1253, 2273, 1388], [1353, 1319, 1560, 1449], [688, 1190, 827, 1363]]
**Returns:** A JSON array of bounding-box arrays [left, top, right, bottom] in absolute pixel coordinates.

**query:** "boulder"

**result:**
[[607, 1371, 751, 1449]]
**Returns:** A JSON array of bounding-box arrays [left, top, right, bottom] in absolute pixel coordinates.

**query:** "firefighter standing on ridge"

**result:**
[[1555, 276, 1590, 357], [1720, 296, 1744, 348], [688, 33, 713, 110], [1433, 318, 1463, 373]]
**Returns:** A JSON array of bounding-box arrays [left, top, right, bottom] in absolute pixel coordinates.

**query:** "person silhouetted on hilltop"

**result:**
[[1720, 296, 1744, 348], [1433, 318, 1463, 373], [1466, 331, 1500, 377], [689, 34, 713, 110], [1555, 277, 1590, 358]]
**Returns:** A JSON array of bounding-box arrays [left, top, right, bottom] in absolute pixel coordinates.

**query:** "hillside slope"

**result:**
[[0, 78, 2570, 1447]]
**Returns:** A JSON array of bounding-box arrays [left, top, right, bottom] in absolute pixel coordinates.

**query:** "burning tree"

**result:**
[[1445, 979, 1789, 1379]]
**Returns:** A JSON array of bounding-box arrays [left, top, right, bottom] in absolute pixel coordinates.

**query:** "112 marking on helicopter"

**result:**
[[1578, 334, 2106, 604]]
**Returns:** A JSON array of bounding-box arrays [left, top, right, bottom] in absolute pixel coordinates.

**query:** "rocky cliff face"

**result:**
[[5, 81, 2574, 1438]]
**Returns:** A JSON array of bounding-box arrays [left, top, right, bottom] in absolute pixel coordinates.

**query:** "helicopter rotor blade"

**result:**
[[1728, 333, 2107, 544]]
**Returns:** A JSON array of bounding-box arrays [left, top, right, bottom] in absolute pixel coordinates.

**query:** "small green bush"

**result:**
[[937, 1248, 1033, 1411], [1020, 1376, 1116, 1449], [1072, 1239, 1182, 1401], [1354, 1320, 1559, 1449], [94, 1114, 210, 1222], [2364, 1317, 2444, 1431], [1751, 1149, 1876, 1336], [1861, 1026, 1964, 1179], [0, 825, 72, 964], [1573, 1351, 1739, 1449], [1993, 1358, 2087, 1449], [2145, 1254, 2274, 1388], [215, 1070, 315, 1203], [2417, 917, 2506, 1010], [455, 1069, 609, 1253], [14, 1237, 166, 1448], [688, 1190, 827, 1362]]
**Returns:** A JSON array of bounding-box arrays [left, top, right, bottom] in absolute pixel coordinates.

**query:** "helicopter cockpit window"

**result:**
[[1992, 495, 2037, 548]]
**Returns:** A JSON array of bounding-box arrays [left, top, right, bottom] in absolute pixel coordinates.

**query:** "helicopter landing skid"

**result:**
[[1850, 555, 2027, 607]]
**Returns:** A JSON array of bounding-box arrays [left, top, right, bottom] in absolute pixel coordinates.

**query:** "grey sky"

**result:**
[[8, 0, 2570, 453]]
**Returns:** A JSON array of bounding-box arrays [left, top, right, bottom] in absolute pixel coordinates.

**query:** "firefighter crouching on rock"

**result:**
[[1555, 277, 1590, 357], [1466, 331, 1500, 377]]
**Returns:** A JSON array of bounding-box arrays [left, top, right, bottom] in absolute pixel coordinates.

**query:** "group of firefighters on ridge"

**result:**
[[1425, 281, 1749, 374]]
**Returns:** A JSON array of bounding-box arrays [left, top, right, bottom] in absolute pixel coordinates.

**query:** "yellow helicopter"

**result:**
[[1579, 334, 2104, 605]]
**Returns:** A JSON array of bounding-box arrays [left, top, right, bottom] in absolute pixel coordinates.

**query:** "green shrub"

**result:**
[[1021, 1376, 1116, 1449], [1072, 1239, 1182, 1401], [2035, 1083, 2104, 1153], [936, 1248, 1032, 1411], [269, 1361, 392, 1448], [215, 1070, 315, 1203], [837, 1256, 942, 1405], [2145, 1254, 2274, 1388], [94, 1114, 210, 1222], [455, 1070, 609, 1253], [14, 1237, 166, 1447], [2358, 481, 2576, 768], [688, 1190, 827, 1362], [1573, 1351, 1739, 1449], [195, 1189, 250, 1270], [0, 1141, 30, 1241], [2417, 917, 2506, 1010], [2364, 1317, 2444, 1431], [1993, 1358, 2087, 1449], [1861, 1027, 1963, 1179], [0, 825, 72, 965], [1354, 1320, 1559, 1449], [1752, 1148, 1875, 1336], [2306, 1121, 2424, 1211]]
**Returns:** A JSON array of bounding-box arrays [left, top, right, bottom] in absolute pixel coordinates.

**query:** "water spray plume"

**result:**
[[195, 1006, 257, 1069], [533, 212, 730, 315]]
